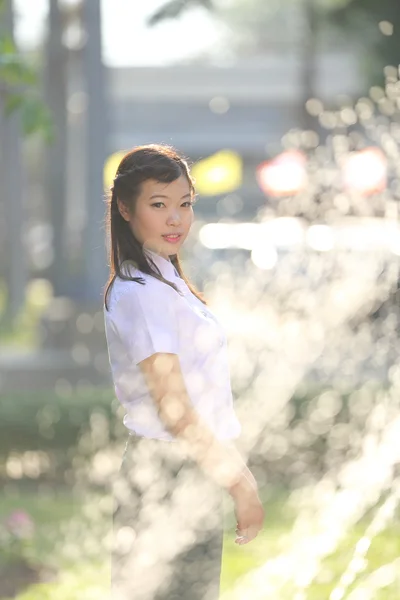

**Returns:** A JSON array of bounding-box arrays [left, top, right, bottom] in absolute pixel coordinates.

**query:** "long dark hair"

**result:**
[[104, 144, 207, 311]]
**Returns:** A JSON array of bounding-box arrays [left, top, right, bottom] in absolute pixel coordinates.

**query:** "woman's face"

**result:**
[[118, 175, 194, 259]]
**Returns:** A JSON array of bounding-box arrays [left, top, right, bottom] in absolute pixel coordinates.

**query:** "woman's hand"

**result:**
[[229, 472, 264, 545]]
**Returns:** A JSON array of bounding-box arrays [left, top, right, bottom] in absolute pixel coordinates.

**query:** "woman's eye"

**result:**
[[151, 201, 194, 208]]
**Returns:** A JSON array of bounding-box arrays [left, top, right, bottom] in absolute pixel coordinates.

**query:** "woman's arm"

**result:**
[[138, 352, 256, 496]]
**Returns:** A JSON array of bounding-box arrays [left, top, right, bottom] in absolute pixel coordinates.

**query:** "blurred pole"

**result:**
[[44, 0, 68, 296], [0, 0, 26, 322], [81, 0, 108, 304], [299, 0, 318, 130]]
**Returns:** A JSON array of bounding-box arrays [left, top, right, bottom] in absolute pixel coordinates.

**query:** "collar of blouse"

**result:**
[[143, 248, 179, 280], [121, 248, 190, 295]]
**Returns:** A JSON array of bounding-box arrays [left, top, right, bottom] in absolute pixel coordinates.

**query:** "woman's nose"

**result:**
[[166, 210, 181, 225]]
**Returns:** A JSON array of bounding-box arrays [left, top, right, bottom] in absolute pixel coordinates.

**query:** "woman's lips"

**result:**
[[162, 234, 182, 244]]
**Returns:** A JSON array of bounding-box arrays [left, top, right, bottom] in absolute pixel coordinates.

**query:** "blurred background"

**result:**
[[2, 0, 400, 598]]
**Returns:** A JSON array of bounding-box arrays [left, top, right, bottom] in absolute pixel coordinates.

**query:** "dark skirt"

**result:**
[[111, 433, 224, 600]]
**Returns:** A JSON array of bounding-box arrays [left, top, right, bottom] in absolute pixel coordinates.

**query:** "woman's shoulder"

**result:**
[[107, 263, 176, 314], [117, 260, 174, 291]]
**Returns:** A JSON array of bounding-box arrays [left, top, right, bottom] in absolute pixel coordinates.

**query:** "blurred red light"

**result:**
[[257, 150, 307, 197]]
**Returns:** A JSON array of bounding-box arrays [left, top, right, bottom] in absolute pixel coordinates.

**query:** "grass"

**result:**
[[220, 486, 400, 600], [0, 483, 81, 567], [0, 484, 110, 600], [1, 483, 400, 600]]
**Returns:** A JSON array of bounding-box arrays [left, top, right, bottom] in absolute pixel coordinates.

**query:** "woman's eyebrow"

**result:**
[[149, 193, 192, 200]]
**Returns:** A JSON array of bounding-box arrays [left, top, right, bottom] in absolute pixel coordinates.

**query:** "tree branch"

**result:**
[[147, 0, 214, 26]]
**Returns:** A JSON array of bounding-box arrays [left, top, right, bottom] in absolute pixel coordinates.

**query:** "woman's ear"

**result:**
[[117, 198, 130, 222]]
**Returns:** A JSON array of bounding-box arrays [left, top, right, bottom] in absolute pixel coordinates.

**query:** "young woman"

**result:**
[[104, 144, 264, 599]]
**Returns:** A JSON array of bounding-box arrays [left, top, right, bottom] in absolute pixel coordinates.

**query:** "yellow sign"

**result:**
[[103, 150, 126, 191], [191, 150, 243, 196]]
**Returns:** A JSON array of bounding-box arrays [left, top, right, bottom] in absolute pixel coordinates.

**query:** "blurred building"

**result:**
[[106, 53, 363, 220]]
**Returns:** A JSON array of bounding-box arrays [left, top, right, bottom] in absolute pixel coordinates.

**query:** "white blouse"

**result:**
[[104, 248, 241, 442]]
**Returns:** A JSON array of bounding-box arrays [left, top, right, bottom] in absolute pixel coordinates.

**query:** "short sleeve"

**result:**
[[110, 282, 179, 365]]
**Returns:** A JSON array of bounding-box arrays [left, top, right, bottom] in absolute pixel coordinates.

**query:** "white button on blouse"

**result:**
[[104, 248, 242, 442]]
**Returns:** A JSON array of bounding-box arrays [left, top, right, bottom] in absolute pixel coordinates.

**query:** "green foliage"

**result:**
[[0, 388, 118, 469], [0, 278, 51, 348], [0, 37, 36, 86], [325, 0, 400, 87], [14, 96, 53, 141], [0, 10, 52, 140]]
